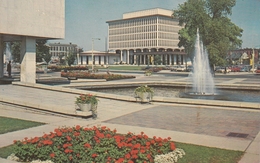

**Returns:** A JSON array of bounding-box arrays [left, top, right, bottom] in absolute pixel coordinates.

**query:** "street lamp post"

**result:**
[[91, 38, 100, 72], [252, 46, 260, 73]]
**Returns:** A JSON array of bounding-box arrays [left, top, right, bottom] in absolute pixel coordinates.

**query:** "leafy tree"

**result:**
[[66, 52, 76, 66], [173, 0, 243, 66], [154, 55, 162, 66], [11, 42, 21, 63], [36, 40, 50, 63]]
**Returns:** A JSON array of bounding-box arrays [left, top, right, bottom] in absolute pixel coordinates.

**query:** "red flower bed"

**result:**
[[61, 71, 136, 81], [13, 126, 176, 162]]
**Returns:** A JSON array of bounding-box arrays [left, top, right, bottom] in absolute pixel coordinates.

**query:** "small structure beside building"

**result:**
[[79, 51, 119, 65]]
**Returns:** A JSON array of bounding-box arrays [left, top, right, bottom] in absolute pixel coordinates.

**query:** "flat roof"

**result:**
[[106, 8, 176, 23]]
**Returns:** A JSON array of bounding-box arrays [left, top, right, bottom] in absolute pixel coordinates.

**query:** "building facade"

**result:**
[[228, 48, 260, 65], [49, 43, 78, 61], [106, 8, 186, 65]]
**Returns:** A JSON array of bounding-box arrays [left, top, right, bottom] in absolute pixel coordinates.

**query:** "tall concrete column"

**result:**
[[134, 50, 136, 64], [169, 54, 172, 65], [120, 51, 123, 62], [174, 55, 177, 65], [0, 37, 3, 78], [127, 50, 129, 64], [20, 37, 36, 83]]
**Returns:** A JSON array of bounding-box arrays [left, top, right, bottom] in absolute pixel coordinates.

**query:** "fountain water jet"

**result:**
[[186, 29, 216, 96]]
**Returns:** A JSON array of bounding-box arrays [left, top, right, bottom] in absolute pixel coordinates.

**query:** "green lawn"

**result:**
[[175, 142, 244, 163], [0, 116, 45, 134]]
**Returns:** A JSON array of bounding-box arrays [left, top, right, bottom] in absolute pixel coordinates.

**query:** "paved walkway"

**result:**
[[0, 72, 259, 163]]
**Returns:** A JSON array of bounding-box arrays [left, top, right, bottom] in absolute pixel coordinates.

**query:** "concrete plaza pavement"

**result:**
[[0, 71, 259, 162]]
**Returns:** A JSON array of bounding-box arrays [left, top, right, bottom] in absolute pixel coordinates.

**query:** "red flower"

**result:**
[[134, 143, 141, 149], [75, 125, 81, 130], [116, 158, 124, 163], [151, 140, 155, 144], [43, 140, 53, 145], [63, 143, 72, 148], [56, 131, 62, 137], [92, 153, 98, 158], [84, 143, 91, 148], [64, 149, 73, 153], [74, 132, 80, 136], [125, 153, 131, 159], [31, 137, 39, 144], [66, 136, 72, 141], [50, 153, 55, 158], [132, 154, 138, 159], [117, 142, 124, 148], [170, 142, 176, 150], [128, 160, 134, 163]]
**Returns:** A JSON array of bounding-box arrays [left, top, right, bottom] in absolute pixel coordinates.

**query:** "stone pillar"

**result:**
[[144, 54, 146, 65], [174, 55, 177, 65], [120, 51, 122, 62], [134, 50, 136, 65], [127, 50, 129, 64], [169, 54, 172, 65], [20, 37, 36, 83], [0, 37, 3, 78]]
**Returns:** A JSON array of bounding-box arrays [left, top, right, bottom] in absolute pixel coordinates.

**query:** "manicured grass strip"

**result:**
[[175, 142, 244, 163], [0, 145, 13, 159], [0, 116, 45, 134]]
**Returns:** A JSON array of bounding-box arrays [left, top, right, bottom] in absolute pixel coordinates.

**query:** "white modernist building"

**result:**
[[0, 0, 65, 83], [106, 8, 186, 65], [79, 51, 119, 66]]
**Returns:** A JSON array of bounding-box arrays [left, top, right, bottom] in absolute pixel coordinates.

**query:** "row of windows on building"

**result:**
[[109, 16, 178, 29], [109, 24, 180, 35], [109, 32, 179, 41], [109, 39, 178, 48], [50, 46, 76, 51], [51, 52, 67, 57]]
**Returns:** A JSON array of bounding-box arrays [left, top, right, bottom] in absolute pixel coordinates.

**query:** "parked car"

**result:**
[[176, 65, 186, 72], [255, 65, 260, 75], [215, 67, 225, 73], [230, 66, 241, 72]]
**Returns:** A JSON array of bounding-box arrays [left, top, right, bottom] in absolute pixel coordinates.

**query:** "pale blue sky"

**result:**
[[49, 0, 260, 51]]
